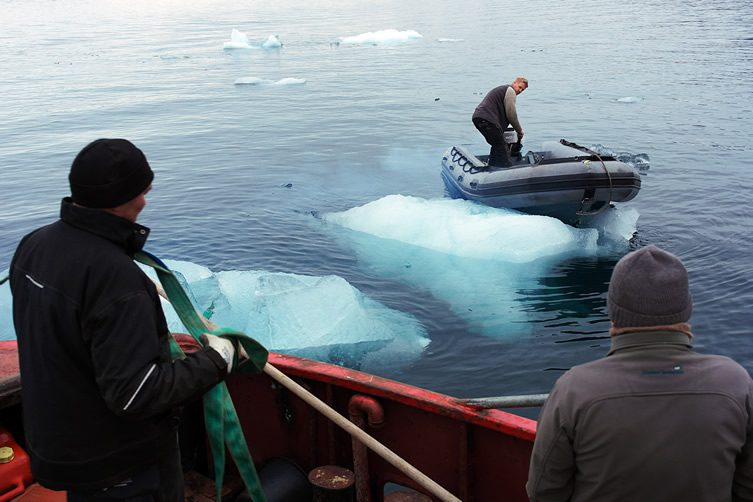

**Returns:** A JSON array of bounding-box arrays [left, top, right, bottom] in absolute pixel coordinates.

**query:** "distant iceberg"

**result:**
[[338, 29, 423, 45], [616, 96, 642, 103], [234, 77, 306, 86], [224, 28, 252, 49], [261, 35, 282, 48], [224, 29, 283, 50], [437, 38, 464, 43]]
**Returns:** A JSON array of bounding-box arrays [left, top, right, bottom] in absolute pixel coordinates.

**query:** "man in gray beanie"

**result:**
[[527, 245, 753, 502], [10, 139, 237, 500]]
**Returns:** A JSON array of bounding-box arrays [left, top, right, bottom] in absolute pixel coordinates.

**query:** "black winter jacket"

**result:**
[[10, 198, 227, 490]]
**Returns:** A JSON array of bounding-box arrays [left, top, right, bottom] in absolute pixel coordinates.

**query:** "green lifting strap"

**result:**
[[134, 251, 269, 502]]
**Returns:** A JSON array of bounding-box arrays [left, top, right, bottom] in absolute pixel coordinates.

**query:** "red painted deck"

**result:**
[[0, 338, 537, 501]]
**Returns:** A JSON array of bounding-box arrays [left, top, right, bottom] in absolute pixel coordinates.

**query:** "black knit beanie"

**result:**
[[607, 245, 692, 327], [69, 138, 154, 208]]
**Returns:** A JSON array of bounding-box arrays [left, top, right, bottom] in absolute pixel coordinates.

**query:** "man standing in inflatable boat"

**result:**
[[472, 76, 528, 167]]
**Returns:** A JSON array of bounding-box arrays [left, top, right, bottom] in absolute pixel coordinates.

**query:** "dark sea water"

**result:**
[[1, 0, 752, 417]]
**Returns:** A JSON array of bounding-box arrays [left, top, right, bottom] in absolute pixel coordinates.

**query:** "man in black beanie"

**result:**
[[527, 245, 753, 501], [10, 139, 237, 500]]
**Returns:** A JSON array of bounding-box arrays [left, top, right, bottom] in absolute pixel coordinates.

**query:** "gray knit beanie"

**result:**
[[607, 245, 692, 327]]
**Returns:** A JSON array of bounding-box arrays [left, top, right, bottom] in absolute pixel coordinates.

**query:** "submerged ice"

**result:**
[[323, 195, 638, 338], [142, 261, 428, 371]]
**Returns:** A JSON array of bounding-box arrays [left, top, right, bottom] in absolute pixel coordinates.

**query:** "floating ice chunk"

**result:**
[[224, 30, 283, 50], [339, 29, 423, 45], [437, 38, 464, 42], [261, 35, 282, 48], [589, 206, 640, 244], [272, 77, 305, 85], [617, 96, 642, 103], [140, 261, 428, 370], [324, 195, 598, 263], [322, 195, 633, 339], [234, 77, 268, 85], [223, 28, 252, 49], [234, 77, 306, 86]]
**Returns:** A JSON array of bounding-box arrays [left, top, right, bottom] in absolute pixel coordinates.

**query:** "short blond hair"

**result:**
[[514, 76, 528, 87]]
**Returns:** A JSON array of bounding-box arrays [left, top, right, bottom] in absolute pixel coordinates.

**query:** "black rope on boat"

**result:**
[[451, 147, 484, 174], [561, 139, 614, 217]]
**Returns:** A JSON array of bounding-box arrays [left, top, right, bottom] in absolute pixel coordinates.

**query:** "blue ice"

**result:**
[[323, 195, 638, 338], [142, 261, 429, 372], [338, 29, 423, 45], [0, 263, 429, 372]]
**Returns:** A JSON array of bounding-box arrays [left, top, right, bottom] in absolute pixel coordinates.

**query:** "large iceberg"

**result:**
[[324, 195, 599, 263], [322, 195, 637, 338], [143, 261, 429, 371], [0, 263, 429, 372]]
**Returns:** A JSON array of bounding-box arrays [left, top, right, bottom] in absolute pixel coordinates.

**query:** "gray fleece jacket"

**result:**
[[527, 330, 753, 502]]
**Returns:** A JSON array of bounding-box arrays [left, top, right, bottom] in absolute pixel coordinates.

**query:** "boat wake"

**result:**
[[589, 144, 651, 171]]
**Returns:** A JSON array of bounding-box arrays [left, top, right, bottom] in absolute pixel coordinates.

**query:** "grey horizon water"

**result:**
[[1, 0, 752, 417]]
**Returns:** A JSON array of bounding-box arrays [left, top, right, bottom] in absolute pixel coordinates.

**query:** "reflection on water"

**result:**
[[1, 0, 752, 401]]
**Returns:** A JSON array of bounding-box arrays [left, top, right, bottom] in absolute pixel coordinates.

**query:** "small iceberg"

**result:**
[[234, 77, 306, 86], [223, 28, 252, 49], [616, 96, 642, 103], [261, 35, 283, 48], [224, 29, 283, 50], [338, 29, 423, 45], [437, 38, 464, 43]]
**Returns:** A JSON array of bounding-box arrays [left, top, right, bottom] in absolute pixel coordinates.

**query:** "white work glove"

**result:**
[[200, 333, 235, 372]]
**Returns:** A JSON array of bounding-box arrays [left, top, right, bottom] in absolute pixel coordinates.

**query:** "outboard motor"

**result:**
[[504, 127, 522, 157]]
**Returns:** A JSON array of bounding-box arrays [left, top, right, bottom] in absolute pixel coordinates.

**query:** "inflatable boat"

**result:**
[[441, 139, 642, 225]]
